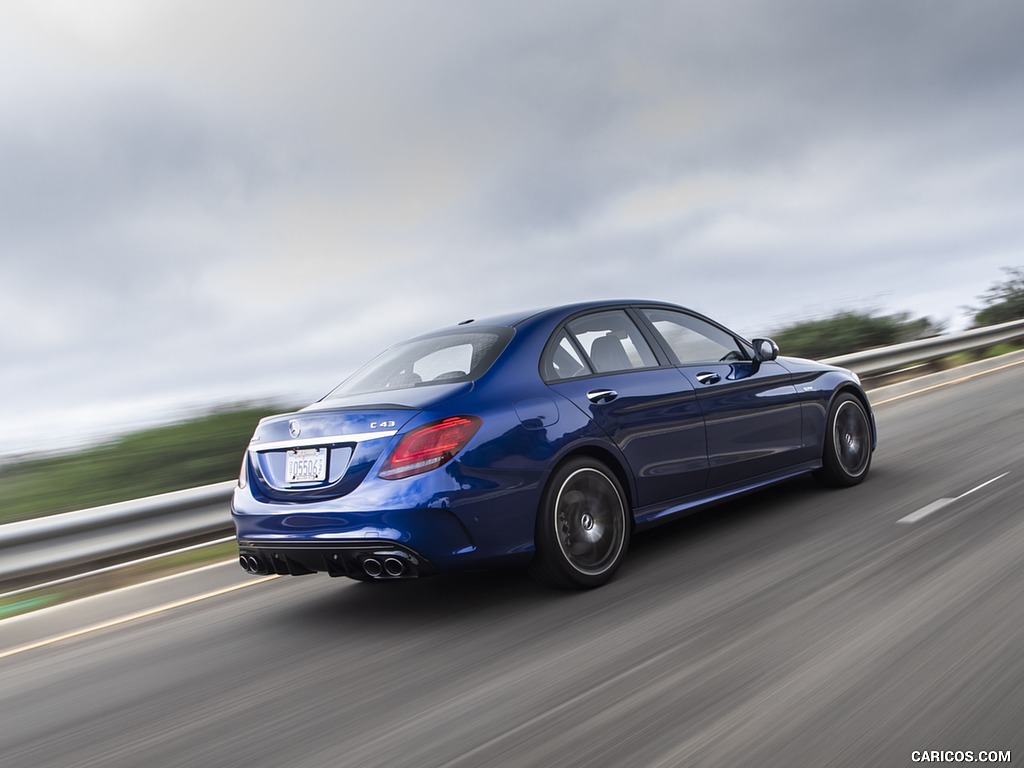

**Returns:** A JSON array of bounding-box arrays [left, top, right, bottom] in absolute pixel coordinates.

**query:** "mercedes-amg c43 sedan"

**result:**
[[233, 300, 875, 589]]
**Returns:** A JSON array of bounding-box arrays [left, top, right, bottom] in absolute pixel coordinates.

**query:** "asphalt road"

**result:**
[[2, 362, 1023, 767]]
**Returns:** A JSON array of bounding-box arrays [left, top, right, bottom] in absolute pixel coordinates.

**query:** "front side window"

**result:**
[[564, 310, 659, 374], [641, 309, 747, 364], [327, 328, 513, 397]]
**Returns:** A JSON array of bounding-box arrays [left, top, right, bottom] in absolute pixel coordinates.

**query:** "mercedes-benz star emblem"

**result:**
[[288, 420, 301, 438]]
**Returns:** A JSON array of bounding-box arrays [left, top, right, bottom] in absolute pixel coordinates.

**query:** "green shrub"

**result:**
[[772, 311, 943, 359], [971, 266, 1024, 327]]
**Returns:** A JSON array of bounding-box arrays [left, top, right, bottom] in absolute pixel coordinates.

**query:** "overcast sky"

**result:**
[[1, 0, 1023, 459]]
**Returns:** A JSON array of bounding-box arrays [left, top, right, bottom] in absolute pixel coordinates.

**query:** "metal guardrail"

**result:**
[[825, 317, 1024, 376], [2, 318, 1024, 592], [0, 481, 235, 587]]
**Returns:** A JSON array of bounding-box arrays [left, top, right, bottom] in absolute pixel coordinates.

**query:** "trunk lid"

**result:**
[[246, 383, 473, 501], [247, 406, 417, 501]]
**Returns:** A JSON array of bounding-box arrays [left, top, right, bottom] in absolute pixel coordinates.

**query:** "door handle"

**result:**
[[695, 372, 721, 385], [587, 388, 618, 404]]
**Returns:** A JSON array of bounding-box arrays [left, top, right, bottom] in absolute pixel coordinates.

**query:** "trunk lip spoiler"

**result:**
[[250, 430, 399, 452]]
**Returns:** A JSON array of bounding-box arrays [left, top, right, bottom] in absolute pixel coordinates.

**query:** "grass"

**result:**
[[980, 341, 1024, 358], [935, 342, 1023, 370], [0, 404, 284, 525]]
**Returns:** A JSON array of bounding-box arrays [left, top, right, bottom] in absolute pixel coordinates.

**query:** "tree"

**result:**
[[971, 266, 1024, 328], [772, 311, 944, 360]]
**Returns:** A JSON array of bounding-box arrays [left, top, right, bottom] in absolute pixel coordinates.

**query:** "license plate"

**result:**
[[286, 447, 327, 484]]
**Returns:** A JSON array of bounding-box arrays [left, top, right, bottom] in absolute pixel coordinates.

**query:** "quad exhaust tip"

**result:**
[[241, 552, 412, 578], [364, 556, 406, 578]]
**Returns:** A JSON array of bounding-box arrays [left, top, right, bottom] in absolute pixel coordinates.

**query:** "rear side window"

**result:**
[[559, 310, 659, 375], [327, 328, 513, 397], [543, 332, 593, 380]]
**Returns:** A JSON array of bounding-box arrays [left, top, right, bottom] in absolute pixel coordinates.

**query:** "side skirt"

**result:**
[[633, 460, 822, 531]]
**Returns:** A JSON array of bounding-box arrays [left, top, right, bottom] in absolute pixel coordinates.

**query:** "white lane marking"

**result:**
[[898, 499, 955, 524], [957, 472, 1010, 500], [871, 356, 1024, 406], [898, 472, 1010, 524], [0, 576, 277, 661], [0, 561, 238, 626], [0, 536, 237, 602]]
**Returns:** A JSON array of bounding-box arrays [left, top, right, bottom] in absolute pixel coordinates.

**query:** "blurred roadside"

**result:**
[[0, 405, 282, 525]]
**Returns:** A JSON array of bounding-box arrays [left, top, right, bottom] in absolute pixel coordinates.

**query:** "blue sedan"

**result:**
[[232, 300, 875, 589]]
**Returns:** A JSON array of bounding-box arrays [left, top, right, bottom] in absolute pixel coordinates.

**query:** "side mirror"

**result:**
[[752, 338, 779, 362]]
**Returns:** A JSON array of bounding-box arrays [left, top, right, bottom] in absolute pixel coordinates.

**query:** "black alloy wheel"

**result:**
[[529, 457, 631, 589]]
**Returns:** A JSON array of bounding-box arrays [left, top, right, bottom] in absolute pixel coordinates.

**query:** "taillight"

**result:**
[[378, 416, 482, 480]]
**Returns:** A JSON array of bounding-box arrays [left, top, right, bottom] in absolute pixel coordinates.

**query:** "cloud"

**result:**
[[1, 0, 1023, 457]]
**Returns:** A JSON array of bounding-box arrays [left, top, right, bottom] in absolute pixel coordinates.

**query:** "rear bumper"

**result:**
[[238, 539, 436, 580], [231, 463, 544, 578]]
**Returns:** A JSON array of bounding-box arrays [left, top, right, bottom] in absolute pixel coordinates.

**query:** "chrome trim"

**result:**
[[250, 430, 398, 452], [586, 389, 618, 404]]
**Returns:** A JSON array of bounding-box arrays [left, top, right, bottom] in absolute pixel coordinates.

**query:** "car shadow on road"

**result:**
[[274, 566, 556, 632], [272, 474, 845, 628]]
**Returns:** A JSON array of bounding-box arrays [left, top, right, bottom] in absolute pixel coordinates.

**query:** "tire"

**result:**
[[529, 458, 631, 589], [815, 392, 873, 487]]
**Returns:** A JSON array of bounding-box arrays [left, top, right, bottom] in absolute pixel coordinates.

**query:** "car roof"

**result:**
[[449, 299, 691, 331], [400, 300, 713, 348]]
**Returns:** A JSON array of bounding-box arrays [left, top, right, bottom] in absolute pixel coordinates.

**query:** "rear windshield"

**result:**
[[325, 327, 514, 398]]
